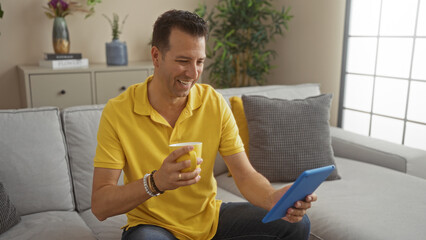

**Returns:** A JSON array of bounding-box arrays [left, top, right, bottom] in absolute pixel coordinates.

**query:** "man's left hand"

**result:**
[[271, 185, 318, 223]]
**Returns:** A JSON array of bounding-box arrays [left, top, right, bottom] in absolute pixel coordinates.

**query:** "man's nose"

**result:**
[[185, 63, 198, 79]]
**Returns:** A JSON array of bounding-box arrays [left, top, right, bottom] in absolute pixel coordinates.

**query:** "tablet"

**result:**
[[262, 165, 335, 223]]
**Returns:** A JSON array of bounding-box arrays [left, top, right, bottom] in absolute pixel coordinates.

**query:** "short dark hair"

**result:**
[[152, 9, 208, 54]]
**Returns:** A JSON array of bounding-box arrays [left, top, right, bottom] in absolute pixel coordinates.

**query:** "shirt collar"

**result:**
[[134, 76, 153, 116]]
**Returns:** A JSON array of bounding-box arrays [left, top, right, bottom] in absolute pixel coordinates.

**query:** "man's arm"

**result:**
[[223, 152, 275, 209], [91, 146, 202, 221], [91, 168, 150, 221], [223, 152, 317, 223]]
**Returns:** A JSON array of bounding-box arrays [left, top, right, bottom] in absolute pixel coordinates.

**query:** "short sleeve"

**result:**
[[218, 94, 245, 157], [94, 103, 126, 169]]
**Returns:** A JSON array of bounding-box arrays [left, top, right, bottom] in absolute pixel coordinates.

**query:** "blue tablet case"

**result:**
[[262, 165, 335, 223]]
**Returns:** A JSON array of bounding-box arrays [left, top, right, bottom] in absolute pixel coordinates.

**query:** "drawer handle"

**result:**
[[120, 86, 126, 91], [59, 90, 66, 95]]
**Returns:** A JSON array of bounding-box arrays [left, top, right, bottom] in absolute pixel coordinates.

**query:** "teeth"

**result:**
[[178, 80, 191, 85]]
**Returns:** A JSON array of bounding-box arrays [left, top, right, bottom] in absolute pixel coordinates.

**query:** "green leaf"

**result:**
[[195, 0, 292, 87], [248, 0, 253, 7], [87, 0, 102, 6], [194, 3, 207, 18], [224, 29, 235, 39], [44, 12, 55, 19], [221, 50, 228, 61], [0, 3, 4, 19], [225, 41, 237, 48]]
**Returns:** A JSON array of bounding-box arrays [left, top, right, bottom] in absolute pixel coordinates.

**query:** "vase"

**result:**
[[106, 39, 128, 66], [52, 17, 70, 54]]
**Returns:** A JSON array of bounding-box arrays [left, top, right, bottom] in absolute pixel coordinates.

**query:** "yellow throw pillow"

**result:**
[[229, 96, 250, 176], [230, 96, 250, 156]]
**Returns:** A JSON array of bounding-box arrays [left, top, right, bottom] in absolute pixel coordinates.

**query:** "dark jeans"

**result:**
[[122, 202, 310, 240]]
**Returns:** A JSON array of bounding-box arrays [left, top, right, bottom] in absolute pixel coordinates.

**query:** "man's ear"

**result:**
[[151, 46, 161, 68]]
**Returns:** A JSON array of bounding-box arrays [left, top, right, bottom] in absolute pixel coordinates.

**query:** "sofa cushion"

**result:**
[[0, 211, 96, 240], [0, 183, 21, 234], [62, 105, 104, 212], [242, 94, 340, 182], [216, 187, 246, 202], [230, 96, 250, 157], [218, 156, 426, 239], [62, 105, 124, 212], [214, 84, 321, 176], [0, 107, 74, 215], [80, 210, 126, 240], [331, 126, 426, 180], [216, 173, 243, 198], [217, 84, 321, 105], [303, 157, 426, 240]]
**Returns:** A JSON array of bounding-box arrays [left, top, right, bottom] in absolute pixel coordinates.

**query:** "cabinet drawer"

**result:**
[[29, 73, 92, 108], [95, 70, 149, 104]]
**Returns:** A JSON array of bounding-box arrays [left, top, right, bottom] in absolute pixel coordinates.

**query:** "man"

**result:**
[[91, 9, 316, 240]]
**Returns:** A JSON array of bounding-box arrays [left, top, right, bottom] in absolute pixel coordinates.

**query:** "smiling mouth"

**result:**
[[177, 79, 192, 86]]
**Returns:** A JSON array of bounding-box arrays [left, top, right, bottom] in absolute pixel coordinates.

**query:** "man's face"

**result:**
[[154, 28, 206, 99]]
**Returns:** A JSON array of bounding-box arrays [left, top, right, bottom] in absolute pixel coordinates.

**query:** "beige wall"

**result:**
[[269, 0, 346, 126], [0, 0, 346, 126], [0, 0, 214, 109]]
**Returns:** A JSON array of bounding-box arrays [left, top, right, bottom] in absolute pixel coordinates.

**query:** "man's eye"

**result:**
[[176, 60, 188, 63]]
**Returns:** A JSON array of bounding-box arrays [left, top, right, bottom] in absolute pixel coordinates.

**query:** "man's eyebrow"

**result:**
[[175, 56, 206, 60], [175, 56, 192, 60]]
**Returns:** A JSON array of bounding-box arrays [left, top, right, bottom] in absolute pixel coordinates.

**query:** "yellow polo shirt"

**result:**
[[94, 76, 244, 240]]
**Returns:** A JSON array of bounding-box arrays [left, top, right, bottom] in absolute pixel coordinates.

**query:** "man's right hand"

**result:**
[[153, 145, 202, 192]]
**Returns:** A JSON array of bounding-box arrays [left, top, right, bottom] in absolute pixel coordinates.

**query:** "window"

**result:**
[[339, 0, 426, 151]]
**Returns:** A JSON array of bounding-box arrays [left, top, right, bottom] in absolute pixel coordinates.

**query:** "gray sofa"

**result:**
[[1, 84, 426, 240]]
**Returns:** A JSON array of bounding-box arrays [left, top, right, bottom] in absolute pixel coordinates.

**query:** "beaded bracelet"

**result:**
[[150, 170, 165, 194], [143, 173, 158, 197], [147, 173, 159, 195]]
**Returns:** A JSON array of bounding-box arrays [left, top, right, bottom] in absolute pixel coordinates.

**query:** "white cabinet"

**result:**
[[30, 73, 92, 108], [95, 70, 149, 104], [18, 61, 153, 108]]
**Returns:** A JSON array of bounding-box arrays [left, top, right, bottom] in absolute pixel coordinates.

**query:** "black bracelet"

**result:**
[[150, 170, 164, 194]]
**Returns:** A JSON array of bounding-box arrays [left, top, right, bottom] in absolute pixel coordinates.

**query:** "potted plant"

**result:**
[[0, 3, 3, 36], [43, 0, 101, 54], [103, 13, 129, 66], [195, 0, 293, 88]]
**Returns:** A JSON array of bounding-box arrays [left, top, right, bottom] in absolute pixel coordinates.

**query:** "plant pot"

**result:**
[[106, 39, 128, 66], [52, 17, 70, 54]]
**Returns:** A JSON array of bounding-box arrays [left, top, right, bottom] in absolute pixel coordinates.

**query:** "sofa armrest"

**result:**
[[330, 126, 426, 180]]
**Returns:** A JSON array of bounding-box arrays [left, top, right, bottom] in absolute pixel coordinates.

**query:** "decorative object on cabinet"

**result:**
[[17, 61, 153, 109], [43, 0, 102, 54], [39, 58, 89, 69], [0, 3, 3, 19], [0, 3, 3, 36], [43, 52, 82, 60], [52, 17, 70, 54], [103, 13, 129, 66], [41, 53, 86, 69], [195, 0, 293, 88]]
